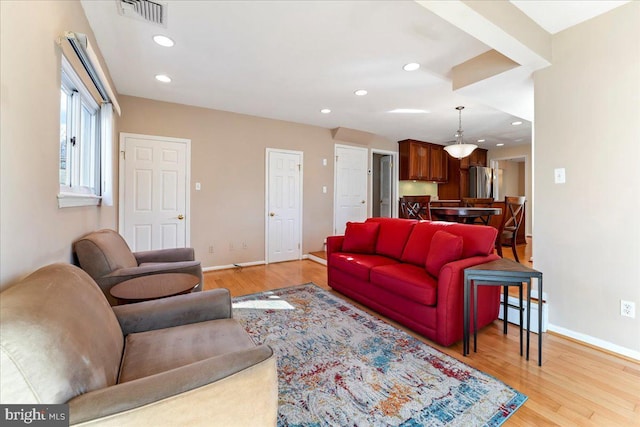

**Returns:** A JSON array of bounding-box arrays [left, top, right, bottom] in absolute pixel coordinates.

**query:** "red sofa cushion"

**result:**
[[366, 218, 417, 260], [329, 253, 398, 281], [342, 222, 380, 254], [370, 263, 438, 306], [425, 230, 463, 277], [400, 221, 440, 266], [443, 223, 497, 258]]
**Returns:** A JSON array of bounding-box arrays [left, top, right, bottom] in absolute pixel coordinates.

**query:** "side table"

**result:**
[[110, 273, 200, 304], [463, 258, 543, 366]]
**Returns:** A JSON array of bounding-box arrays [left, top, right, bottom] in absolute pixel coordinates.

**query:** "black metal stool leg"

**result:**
[[503, 285, 508, 334], [519, 282, 523, 356], [473, 282, 478, 352]]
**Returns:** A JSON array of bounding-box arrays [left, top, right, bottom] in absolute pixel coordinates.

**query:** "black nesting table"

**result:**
[[463, 258, 544, 366]]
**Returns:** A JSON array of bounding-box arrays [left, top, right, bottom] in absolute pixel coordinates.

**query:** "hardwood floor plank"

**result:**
[[203, 260, 640, 425]]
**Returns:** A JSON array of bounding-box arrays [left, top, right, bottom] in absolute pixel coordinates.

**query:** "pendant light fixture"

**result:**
[[444, 106, 477, 159]]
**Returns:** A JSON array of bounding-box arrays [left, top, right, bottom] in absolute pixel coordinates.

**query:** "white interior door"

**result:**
[[379, 155, 392, 217], [334, 144, 368, 234], [266, 149, 302, 263], [119, 133, 190, 251]]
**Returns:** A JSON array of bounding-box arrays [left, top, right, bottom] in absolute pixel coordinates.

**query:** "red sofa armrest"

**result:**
[[434, 254, 501, 346], [326, 236, 344, 259]]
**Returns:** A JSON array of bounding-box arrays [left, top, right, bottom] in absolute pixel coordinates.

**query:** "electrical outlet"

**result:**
[[229, 242, 234, 251], [620, 300, 636, 318], [242, 241, 248, 250], [208, 245, 214, 254]]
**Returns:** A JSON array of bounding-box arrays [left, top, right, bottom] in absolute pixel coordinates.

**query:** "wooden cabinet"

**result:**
[[459, 148, 487, 170], [459, 168, 469, 200], [428, 145, 447, 182], [399, 139, 448, 183], [469, 149, 487, 168], [438, 148, 486, 200], [403, 141, 429, 180]]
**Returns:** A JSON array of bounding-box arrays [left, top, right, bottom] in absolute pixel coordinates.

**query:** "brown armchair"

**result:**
[[0, 263, 278, 426], [73, 229, 203, 305]]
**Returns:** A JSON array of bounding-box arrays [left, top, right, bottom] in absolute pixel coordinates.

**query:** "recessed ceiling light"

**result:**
[[354, 89, 368, 96], [496, 143, 505, 147], [511, 121, 523, 126], [320, 108, 331, 114], [403, 63, 420, 71], [155, 74, 172, 83], [153, 35, 175, 47], [477, 139, 486, 143], [388, 109, 429, 114]]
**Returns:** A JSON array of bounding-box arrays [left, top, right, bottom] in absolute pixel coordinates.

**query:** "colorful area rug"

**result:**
[[232, 284, 526, 426]]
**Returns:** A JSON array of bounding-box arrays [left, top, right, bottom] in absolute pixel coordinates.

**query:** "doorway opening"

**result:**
[[370, 149, 398, 218]]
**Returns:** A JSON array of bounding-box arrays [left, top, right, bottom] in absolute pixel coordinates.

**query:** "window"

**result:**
[[58, 56, 104, 207]]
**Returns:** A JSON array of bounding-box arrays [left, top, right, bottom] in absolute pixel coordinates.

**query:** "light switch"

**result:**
[[322, 186, 327, 194], [195, 182, 201, 190], [554, 168, 566, 184], [322, 158, 327, 166]]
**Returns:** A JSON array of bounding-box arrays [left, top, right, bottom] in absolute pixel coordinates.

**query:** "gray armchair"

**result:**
[[0, 263, 278, 426], [73, 229, 203, 305]]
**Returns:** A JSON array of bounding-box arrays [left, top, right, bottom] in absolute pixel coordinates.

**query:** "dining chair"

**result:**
[[399, 197, 409, 219], [400, 195, 432, 220], [462, 197, 495, 225], [496, 196, 526, 262]]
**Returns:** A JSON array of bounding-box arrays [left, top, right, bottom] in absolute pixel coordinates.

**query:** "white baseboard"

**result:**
[[202, 254, 323, 272], [546, 324, 640, 361], [498, 294, 548, 334], [202, 260, 265, 272], [306, 253, 327, 265]]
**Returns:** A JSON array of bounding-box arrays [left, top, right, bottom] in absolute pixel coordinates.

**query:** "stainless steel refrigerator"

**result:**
[[469, 166, 502, 199]]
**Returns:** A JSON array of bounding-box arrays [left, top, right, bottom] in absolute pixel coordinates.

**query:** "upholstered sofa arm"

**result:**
[[133, 247, 195, 263], [435, 254, 501, 346], [69, 345, 277, 426], [326, 236, 344, 258], [437, 254, 500, 305], [113, 289, 232, 335]]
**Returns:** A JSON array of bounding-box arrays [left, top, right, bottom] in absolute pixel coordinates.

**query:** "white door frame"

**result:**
[[333, 144, 369, 234], [370, 148, 399, 218], [118, 132, 191, 247], [265, 148, 304, 264]]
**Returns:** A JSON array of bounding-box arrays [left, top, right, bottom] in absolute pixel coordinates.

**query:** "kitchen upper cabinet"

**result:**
[[400, 140, 428, 180], [428, 145, 448, 182], [437, 148, 485, 200], [460, 148, 487, 169], [399, 139, 448, 183]]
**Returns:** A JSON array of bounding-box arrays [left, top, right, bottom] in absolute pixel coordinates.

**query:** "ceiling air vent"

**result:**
[[117, 0, 167, 27]]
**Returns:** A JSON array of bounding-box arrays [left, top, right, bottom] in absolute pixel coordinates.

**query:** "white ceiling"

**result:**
[[80, 0, 627, 149], [511, 0, 629, 34]]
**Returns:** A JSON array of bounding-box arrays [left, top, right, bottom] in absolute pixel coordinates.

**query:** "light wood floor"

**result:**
[[204, 244, 640, 425]]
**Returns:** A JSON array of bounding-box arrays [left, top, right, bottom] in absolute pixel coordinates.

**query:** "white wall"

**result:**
[[0, 1, 118, 289], [534, 2, 640, 357], [117, 96, 397, 268]]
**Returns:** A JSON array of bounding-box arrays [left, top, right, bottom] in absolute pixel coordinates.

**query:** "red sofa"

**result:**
[[327, 217, 501, 346]]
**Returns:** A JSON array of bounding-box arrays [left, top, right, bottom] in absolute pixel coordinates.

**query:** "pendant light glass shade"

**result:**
[[444, 106, 477, 159], [444, 143, 477, 159]]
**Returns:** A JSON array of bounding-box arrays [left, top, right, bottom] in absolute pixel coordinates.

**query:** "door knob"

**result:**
[[269, 212, 275, 217], [361, 200, 365, 204], [177, 214, 184, 220]]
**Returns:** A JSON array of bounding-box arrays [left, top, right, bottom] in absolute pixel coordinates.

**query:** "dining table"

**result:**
[[429, 206, 502, 224]]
